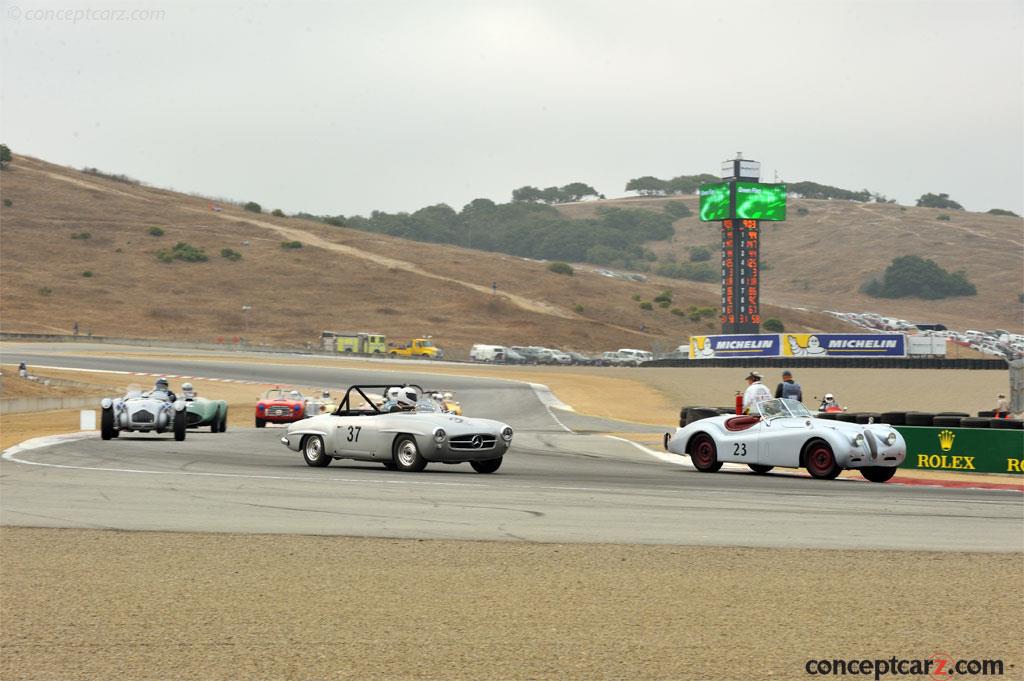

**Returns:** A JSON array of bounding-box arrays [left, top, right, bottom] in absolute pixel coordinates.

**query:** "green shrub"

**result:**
[[862, 255, 976, 299], [671, 307, 685, 316], [220, 248, 242, 261], [3, 198, 11, 207], [281, 240, 303, 249], [689, 246, 711, 262], [936, 214, 951, 221], [548, 261, 574, 276], [148, 226, 164, 237], [81, 167, 139, 185], [639, 301, 653, 310], [987, 208, 1019, 217], [574, 304, 584, 313], [663, 201, 693, 219], [0, 144, 11, 169], [658, 300, 670, 308], [632, 293, 641, 301], [82, 271, 93, 278], [70, 232, 91, 240], [655, 262, 717, 283], [653, 291, 672, 304], [271, 209, 285, 217], [762, 318, 785, 332], [916, 192, 963, 210], [156, 241, 208, 263], [244, 201, 262, 213], [796, 207, 809, 216]]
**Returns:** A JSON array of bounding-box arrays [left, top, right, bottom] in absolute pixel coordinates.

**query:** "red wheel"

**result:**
[[805, 441, 840, 479], [690, 434, 722, 472]]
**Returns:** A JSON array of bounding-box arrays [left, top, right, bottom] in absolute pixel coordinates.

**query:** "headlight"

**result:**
[[100, 398, 112, 409], [885, 431, 898, 446], [501, 427, 513, 442], [852, 433, 864, 447], [433, 428, 446, 443]]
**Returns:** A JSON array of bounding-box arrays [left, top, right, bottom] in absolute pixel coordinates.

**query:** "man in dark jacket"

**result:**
[[774, 370, 803, 402]]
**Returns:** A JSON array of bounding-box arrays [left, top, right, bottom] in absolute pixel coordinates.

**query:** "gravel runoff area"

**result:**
[[2, 528, 1021, 681]]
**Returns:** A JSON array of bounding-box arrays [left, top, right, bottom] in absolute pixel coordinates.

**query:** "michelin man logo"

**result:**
[[787, 334, 827, 357]]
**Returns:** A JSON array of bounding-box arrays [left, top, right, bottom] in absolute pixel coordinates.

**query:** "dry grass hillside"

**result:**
[[558, 195, 1024, 333], [0, 156, 848, 356]]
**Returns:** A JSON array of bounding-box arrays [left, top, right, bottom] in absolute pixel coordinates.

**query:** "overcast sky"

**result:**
[[2, 0, 1022, 215]]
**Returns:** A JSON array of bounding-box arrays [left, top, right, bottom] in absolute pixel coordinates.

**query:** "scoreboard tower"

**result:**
[[699, 156, 787, 335]]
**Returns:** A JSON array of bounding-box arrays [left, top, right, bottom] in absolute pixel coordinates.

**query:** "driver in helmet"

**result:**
[[152, 377, 177, 402], [381, 386, 421, 413], [818, 393, 840, 412], [181, 382, 197, 400]]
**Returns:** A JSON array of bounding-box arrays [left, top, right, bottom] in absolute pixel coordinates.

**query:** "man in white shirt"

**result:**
[[742, 371, 772, 414]]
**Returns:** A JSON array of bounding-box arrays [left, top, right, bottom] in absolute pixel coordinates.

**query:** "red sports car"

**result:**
[[255, 387, 310, 427]]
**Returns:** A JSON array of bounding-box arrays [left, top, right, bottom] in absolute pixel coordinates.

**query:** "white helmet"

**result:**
[[390, 386, 421, 408], [290, 390, 300, 398], [182, 382, 194, 392], [824, 393, 834, 400]]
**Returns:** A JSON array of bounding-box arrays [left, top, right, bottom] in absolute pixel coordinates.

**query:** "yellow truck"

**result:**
[[321, 331, 387, 354], [388, 337, 444, 359]]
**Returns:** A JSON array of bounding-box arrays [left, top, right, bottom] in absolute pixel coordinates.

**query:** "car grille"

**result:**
[[449, 434, 496, 450], [864, 430, 879, 458], [187, 412, 204, 426], [131, 409, 154, 423], [267, 406, 293, 417]]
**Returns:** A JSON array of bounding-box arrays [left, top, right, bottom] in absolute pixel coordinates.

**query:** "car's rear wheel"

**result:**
[[173, 411, 187, 442], [690, 434, 722, 472], [470, 457, 502, 474], [748, 464, 773, 474], [861, 466, 897, 483], [805, 441, 840, 479], [255, 417, 266, 428], [101, 408, 114, 440], [219, 408, 228, 433], [393, 435, 427, 472], [302, 435, 331, 467]]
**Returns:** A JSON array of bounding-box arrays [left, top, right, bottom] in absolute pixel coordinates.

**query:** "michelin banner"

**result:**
[[690, 333, 906, 359], [781, 333, 905, 358], [690, 334, 780, 359]]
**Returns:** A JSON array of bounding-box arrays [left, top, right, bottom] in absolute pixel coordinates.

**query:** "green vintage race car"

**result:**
[[182, 386, 228, 432]]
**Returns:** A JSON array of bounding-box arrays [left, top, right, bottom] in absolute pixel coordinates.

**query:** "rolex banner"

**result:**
[[895, 426, 1024, 475]]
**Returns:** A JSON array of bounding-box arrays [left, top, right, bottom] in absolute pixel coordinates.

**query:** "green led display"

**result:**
[[735, 182, 787, 221], [699, 183, 730, 221]]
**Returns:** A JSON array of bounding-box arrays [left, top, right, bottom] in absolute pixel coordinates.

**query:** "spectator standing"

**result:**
[[774, 370, 803, 402], [994, 393, 1010, 418], [742, 372, 772, 414], [18, 361, 28, 378]]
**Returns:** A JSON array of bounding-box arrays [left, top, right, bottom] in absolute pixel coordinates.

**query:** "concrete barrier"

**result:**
[[1, 397, 99, 415]]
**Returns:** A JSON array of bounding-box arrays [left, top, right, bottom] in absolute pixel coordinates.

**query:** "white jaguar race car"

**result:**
[[664, 398, 906, 482], [280, 384, 513, 473]]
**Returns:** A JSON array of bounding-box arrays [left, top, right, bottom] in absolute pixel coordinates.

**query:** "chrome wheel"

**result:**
[[397, 440, 418, 467], [302, 435, 330, 467], [392, 435, 427, 472]]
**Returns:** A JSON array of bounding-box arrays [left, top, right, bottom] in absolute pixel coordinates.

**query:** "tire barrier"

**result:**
[[977, 410, 996, 417], [835, 412, 859, 423], [991, 418, 1023, 430], [815, 412, 839, 420], [644, 357, 1007, 370], [905, 412, 937, 427], [960, 417, 993, 428], [880, 411, 907, 425], [932, 416, 965, 428], [684, 407, 720, 426], [855, 413, 882, 424]]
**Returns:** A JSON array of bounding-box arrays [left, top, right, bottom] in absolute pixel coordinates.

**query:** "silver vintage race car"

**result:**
[[664, 398, 906, 482], [100, 385, 188, 441], [280, 384, 513, 473]]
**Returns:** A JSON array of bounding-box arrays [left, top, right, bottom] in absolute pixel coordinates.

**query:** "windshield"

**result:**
[[757, 398, 813, 419], [414, 398, 440, 413]]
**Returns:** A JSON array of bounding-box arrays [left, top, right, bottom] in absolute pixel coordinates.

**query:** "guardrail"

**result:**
[[644, 357, 1007, 370]]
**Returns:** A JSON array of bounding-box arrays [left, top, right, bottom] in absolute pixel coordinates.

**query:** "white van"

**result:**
[[617, 348, 653, 364], [469, 344, 509, 363]]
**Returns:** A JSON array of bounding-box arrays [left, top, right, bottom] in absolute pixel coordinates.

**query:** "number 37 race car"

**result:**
[[664, 398, 906, 483], [279, 384, 513, 473]]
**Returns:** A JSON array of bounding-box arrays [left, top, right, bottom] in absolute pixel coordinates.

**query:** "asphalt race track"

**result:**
[[2, 346, 1022, 552]]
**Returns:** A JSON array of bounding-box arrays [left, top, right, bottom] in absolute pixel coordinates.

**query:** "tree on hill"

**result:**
[[786, 181, 872, 202], [625, 176, 668, 196], [513, 183, 598, 204], [0, 144, 11, 170], [986, 208, 1019, 217], [560, 182, 599, 202], [861, 255, 976, 299], [664, 174, 718, 195], [512, 185, 544, 203], [916, 192, 964, 210]]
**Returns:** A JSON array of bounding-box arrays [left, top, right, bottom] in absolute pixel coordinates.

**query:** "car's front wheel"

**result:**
[[393, 435, 427, 472], [302, 435, 331, 467], [470, 457, 502, 474], [690, 434, 722, 472], [255, 417, 266, 428], [173, 411, 187, 442], [101, 408, 114, 441], [861, 466, 897, 483], [382, 461, 397, 470], [748, 464, 773, 474], [805, 441, 840, 479]]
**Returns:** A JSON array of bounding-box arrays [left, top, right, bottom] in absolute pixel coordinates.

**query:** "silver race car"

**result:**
[[279, 384, 513, 473], [664, 398, 906, 482], [100, 385, 188, 441]]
